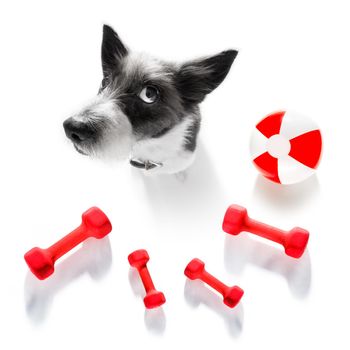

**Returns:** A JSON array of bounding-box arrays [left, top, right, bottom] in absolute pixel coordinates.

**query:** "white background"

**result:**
[[0, 0, 349, 348]]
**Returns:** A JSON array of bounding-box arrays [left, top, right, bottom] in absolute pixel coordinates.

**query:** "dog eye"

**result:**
[[100, 77, 109, 90], [138, 86, 159, 104]]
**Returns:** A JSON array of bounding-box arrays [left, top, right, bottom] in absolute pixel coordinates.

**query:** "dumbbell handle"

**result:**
[[128, 250, 166, 309], [47, 224, 88, 261], [223, 204, 309, 258], [138, 265, 156, 292], [24, 207, 112, 280], [185, 258, 244, 308], [200, 270, 228, 295], [243, 217, 286, 245]]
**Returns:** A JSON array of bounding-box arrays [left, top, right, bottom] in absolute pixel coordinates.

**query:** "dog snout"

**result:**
[[63, 117, 96, 143]]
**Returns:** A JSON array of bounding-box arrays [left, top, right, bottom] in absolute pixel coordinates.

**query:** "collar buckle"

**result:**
[[130, 158, 163, 170]]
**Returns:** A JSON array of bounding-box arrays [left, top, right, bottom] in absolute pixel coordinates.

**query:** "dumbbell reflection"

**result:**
[[224, 234, 311, 298], [184, 279, 244, 338], [24, 237, 112, 323]]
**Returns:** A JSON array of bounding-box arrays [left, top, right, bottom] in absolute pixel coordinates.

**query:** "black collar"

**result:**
[[129, 158, 163, 170]]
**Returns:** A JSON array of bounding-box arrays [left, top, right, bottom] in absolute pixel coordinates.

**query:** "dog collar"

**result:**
[[129, 158, 163, 170]]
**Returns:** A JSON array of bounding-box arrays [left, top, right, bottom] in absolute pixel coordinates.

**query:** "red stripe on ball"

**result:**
[[253, 152, 280, 183], [256, 111, 285, 138], [289, 130, 322, 169]]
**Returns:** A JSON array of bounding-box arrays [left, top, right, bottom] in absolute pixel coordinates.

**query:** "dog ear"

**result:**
[[101, 24, 128, 75], [176, 50, 238, 105]]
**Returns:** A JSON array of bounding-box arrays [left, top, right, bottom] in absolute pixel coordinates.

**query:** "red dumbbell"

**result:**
[[128, 249, 166, 309], [184, 258, 244, 308], [24, 207, 112, 280], [222, 204, 309, 258]]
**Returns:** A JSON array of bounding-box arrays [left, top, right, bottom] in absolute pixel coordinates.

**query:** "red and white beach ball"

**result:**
[[250, 111, 322, 184]]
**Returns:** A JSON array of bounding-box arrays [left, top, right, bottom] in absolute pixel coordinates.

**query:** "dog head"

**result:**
[[63, 25, 238, 162]]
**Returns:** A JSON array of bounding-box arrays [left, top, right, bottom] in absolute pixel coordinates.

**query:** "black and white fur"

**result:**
[[63, 25, 238, 174]]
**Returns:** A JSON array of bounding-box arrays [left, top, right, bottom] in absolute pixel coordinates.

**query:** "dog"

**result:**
[[63, 25, 238, 174]]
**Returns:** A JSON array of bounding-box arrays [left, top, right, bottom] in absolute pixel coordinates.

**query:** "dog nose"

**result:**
[[63, 118, 95, 143]]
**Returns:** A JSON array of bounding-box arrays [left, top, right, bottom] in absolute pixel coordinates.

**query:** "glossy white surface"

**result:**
[[0, 1, 349, 349], [267, 134, 291, 158]]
